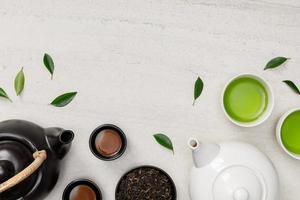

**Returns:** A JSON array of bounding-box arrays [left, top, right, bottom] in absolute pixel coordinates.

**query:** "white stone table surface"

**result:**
[[0, 0, 300, 199]]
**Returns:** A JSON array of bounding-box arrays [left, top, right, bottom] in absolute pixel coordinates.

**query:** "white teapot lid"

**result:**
[[213, 166, 266, 200]]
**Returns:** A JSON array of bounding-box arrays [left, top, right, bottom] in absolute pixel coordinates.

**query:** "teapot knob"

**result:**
[[233, 188, 249, 200]]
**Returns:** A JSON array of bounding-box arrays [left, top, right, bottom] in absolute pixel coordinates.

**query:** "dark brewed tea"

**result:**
[[69, 185, 96, 200], [89, 124, 127, 161], [94, 129, 122, 157], [63, 179, 102, 200]]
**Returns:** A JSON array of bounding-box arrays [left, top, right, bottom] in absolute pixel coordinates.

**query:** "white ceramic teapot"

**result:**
[[188, 138, 279, 200]]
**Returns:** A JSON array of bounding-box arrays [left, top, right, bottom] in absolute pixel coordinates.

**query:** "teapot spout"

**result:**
[[45, 128, 74, 159], [188, 138, 220, 168]]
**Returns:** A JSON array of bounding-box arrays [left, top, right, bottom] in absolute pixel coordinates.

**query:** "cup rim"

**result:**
[[221, 73, 274, 127], [89, 124, 127, 161], [276, 107, 300, 160], [115, 165, 177, 200], [62, 179, 102, 200]]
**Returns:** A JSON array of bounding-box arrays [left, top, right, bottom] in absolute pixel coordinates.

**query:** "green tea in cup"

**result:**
[[280, 110, 300, 156], [222, 74, 273, 127]]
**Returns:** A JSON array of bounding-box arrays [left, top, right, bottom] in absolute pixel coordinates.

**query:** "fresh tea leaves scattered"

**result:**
[[193, 76, 203, 105], [283, 80, 300, 95], [264, 57, 289, 70], [50, 92, 77, 107], [14, 67, 25, 96], [153, 133, 174, 153], [43, 53, 55, 79], [0, 88, 12, 102]]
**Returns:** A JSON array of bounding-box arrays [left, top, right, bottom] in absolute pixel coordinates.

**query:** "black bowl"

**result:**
[[115, 165, 177, 200], [89, 124, 127, 161], [62, 179, 102, 200]]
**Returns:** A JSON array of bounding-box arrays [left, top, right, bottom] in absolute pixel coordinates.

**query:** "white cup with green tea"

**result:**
[[276, 108, 300, 160], [222, 74, 274, 127]]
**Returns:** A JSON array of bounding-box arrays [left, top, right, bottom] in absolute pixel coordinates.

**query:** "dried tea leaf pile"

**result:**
[[116, 167, 176, 200]]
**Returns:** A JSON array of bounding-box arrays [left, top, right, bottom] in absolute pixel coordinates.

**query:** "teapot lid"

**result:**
[[0, 140, 39, 199], [213, 166, 266, 200]]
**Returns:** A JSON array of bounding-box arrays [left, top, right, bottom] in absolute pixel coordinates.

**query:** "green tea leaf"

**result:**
[[193, 76, 203, 105], [14, 67, 25, 96], [43, 53, 55, 79], [0, 88, 12, 102], [264, 57, 289, 70], [283, 80, 300, 95], [153, 133, 174, 153], [50, 92, 77, 107]]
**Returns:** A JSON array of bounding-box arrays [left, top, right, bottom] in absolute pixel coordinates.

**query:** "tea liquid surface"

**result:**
[[94, 129, 122, 157], [223, 77, 268, 122], [69, 185, 96, 200], [281, 110, 300, 154]]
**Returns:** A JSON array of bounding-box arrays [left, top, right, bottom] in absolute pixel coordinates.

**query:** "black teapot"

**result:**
[[0, 120, 74, 200]]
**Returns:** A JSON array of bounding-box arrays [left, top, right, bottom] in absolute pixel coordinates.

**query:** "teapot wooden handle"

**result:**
[[0, 150, 47, 193]]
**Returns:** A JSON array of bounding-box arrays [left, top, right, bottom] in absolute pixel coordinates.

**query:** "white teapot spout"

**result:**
[[188, 138, 220, 168]]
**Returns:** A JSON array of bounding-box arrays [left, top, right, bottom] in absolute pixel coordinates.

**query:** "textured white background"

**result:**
[[0, 0, 300, 199]]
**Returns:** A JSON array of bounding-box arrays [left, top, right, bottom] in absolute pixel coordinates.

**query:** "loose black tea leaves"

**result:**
[[116, 167, 176, 200]]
